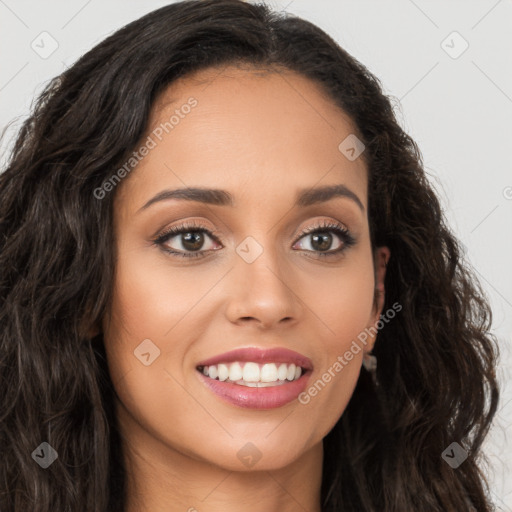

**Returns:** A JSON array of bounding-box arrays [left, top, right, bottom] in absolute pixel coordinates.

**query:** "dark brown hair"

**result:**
[[0, 1, 500, 510]]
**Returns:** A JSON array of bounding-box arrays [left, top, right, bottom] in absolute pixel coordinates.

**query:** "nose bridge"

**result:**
[[226, 233, 302, 326]]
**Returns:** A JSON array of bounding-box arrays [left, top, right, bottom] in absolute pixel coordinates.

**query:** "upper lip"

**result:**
[[196, 347, 313, 371]]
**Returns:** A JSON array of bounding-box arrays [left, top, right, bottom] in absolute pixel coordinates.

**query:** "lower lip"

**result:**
[[196, 370, 311, 409]]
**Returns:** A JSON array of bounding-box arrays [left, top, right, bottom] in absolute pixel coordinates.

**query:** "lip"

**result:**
[[195, 347, 313, 409], [197, 371, 311, 409], [196, 347, 313, 371]]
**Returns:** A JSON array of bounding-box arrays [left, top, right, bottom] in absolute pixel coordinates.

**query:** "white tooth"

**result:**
[[286, 363, 296, 381], [205, 361, 302, 383], [228, 362, 243, 381], [243, 362, 260, 382], [209, 365, 218, 379], [237, 380, 287, 388], [260, 363, 278, 382], [256, 381, 280, 387], [277, 363, 288, 381], [218, 364, 229, 381]]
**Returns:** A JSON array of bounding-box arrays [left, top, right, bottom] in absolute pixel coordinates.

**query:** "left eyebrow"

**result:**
[[138, 183, 364, 213], [295, 184, 365, 212]]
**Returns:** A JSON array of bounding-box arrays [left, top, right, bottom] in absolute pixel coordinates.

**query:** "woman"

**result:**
[[0, 1, 500, 510]]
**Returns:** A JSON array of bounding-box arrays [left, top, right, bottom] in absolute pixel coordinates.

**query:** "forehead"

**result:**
[[116, 65, 368, 211]]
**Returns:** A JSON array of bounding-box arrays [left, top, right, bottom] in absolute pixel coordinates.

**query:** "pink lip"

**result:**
[[195, 347, 313, 410], [197, 371, 311, 409], [196, 347, 313, 371]]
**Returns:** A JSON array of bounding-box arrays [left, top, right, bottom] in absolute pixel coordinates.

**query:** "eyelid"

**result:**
[[152, 218, 356, 259], [153, 220, 221, 244]]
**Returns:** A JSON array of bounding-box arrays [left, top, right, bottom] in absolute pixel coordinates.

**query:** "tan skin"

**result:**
[[99, 65, 390, 512]]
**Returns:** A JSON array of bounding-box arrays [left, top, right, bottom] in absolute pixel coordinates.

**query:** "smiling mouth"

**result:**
[[197, 361, 305, 387]]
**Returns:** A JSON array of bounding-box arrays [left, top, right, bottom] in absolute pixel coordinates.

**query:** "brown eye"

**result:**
[[154, 223, 221, 259], [294, 230, 343, 252], [179, 231, 206, 251], [292, 221, 356, 259]]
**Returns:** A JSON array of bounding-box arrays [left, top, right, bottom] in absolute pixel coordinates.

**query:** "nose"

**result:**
[[224, 241, 303, 330]]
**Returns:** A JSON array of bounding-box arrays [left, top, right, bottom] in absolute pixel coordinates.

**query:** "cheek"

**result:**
[[101, 244, 226, 408], [104, 243, 218, 349], [105, 237, 376, 382], [293, 252, 376, 433], [101, 234, 377, 468], [306, 249, 376, 346], [101, 252, 208, 454]]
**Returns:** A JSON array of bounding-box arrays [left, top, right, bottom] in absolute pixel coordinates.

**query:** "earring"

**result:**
[[362, 353, 378, 387]]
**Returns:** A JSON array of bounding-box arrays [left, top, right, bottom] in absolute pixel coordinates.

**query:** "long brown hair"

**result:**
[[0, 1, 499, 510]]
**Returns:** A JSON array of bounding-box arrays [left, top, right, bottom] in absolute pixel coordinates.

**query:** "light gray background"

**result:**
[[1, 0, 511, 508]]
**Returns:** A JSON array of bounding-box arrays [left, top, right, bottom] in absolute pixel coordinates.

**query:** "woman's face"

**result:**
[[102, 65, 389, 472]]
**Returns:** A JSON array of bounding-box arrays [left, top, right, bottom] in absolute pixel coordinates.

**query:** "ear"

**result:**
[[86, 322, 101, 339], [80, 314, 101, 339], [364, 246, 390, 353]]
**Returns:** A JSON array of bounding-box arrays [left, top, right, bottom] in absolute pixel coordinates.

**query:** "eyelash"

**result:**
[[152, 220, 356, 260]]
